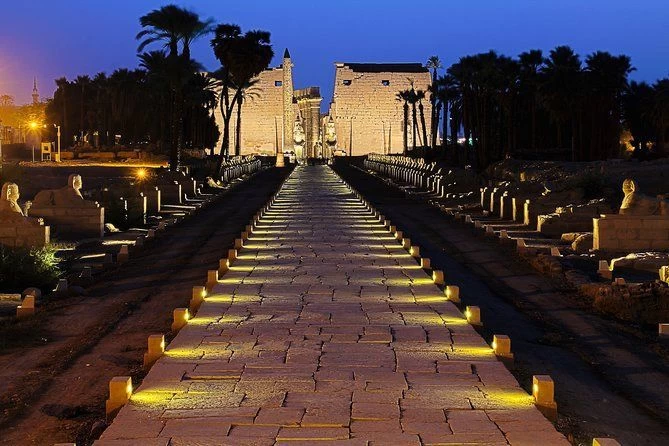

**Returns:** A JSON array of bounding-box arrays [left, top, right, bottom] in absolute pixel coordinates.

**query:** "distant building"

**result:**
[[212, 53, 432, 159], [32, 78, 40, 105], [330, 63, 432, 156], [213, 50, 322, 161]]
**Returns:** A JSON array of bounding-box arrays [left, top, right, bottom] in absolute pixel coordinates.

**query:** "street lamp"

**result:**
[[29, 121, 39, 162]]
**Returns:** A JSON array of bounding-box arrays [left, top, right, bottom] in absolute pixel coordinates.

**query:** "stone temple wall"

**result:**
[[330, 63, 432, 156], [213, 67, 286, 156]]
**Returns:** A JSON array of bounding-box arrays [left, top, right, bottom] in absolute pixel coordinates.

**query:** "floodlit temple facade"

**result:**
[[213, 51, 432, 159]]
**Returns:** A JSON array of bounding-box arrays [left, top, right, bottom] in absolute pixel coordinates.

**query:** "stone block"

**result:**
[[594, 215, 669, 252], [659, 324, 669, 337], [660, 266, 669, 284], [29, 205, 103, 240], [160, 183, 183, 205]]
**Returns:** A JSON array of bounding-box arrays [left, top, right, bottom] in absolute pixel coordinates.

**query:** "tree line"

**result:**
[[427, 48, 669, 169], [44, 4, 274, 173]]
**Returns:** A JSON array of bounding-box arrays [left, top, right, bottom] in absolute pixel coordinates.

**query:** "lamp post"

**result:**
[[29, 121, 38, 162], [54, 124, 61, 162]]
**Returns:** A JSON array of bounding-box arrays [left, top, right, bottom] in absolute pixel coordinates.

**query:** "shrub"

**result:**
[[0, 244, 62, 293]]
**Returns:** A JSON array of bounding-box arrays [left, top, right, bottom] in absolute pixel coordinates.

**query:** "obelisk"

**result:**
[[278, 48, 293, 167]]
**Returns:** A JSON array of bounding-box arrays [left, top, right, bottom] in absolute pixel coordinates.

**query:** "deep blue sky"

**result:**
[[1, 0, 668, 106]]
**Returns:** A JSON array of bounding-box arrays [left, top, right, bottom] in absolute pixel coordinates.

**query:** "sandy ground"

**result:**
[[334, 162, 669, 446], [0, 167, 291, 445]]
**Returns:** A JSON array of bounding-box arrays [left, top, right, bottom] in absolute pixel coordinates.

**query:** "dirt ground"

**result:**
[[334, 162, 669, 446], [0, 166, 291, 445]]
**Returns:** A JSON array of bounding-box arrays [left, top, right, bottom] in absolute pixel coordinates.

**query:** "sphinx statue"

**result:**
[[0, 182, 48, 247], [619, 178, 667, 216], [32, 174, 95, 207], [0, 183, 24, 217]]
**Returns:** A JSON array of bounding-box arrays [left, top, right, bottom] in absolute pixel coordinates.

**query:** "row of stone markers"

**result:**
[[364, 154, 477, 199], [364, 155, 669, 335], [8, 157, 266, 324], [0, 156, 263, 249], [93, 165, 577, 446]]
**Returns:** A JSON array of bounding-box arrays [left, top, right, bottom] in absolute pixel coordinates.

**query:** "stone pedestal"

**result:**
[[159, 183, 183, 205], [0, 218, 50, 248], [593, 214, 669, 252], [29, 205, 104, 239], [144, 187, 161, 215]]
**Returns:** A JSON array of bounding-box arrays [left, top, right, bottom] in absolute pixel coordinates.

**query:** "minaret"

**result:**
[[279, 48, 293, 167], [32, 78, 39, 105]]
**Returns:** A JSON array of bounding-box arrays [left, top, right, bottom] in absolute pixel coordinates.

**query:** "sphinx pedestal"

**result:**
[[29, 205, 104, 240]]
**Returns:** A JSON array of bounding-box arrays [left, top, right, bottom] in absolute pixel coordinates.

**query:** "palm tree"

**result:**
[[426, 56, 442, 148], [416, 89, 428, 148], [136, 4, 212, 170], [540, 46, 582, 159], [584, 51, 634, 159], [518, 50, 545, 152], [396, 90, 411, 155], [211, 24, 273, 171], [623, 81, 655, 153], [406, 83, 420, 152], [233, 78, 261, 155], [74, 75, 91, 142], [649, 78, 669, 155]]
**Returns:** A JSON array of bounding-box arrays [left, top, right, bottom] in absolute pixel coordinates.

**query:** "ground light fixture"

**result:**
[[171, 308, 190, 331], [465, 306, 481, 325], [143, 334, 165, 369], [206, 270, 219, 290], [492, 334, 513, 361], [432, 270, 445, 285], [190, 286, 207, 312], [445, 285, 460, 302], [105, 376, 132, 418], [420, 258, 431, 269], [532, 375, 558, 420]]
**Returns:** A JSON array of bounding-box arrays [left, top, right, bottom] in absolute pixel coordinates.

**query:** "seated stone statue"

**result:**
[[0, 182, 44, 226], [32, 174, 96, 207], [0, 183, 24, 216], [619, 178, 667, 216]]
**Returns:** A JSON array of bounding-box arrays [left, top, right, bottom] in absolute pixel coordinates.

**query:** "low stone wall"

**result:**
[[593, 214, 669, 251], [29, 205, 104, 240], [0, 219, 50, 248]]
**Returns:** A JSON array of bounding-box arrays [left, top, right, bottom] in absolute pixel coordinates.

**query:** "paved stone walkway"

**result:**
[[97, 166, 568, 445]]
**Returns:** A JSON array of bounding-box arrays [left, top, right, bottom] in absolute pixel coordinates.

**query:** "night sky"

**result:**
[[1, 0, 667, 106]]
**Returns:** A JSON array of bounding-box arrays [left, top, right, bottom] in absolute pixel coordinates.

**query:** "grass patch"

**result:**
[[0, 244, 62, 293]]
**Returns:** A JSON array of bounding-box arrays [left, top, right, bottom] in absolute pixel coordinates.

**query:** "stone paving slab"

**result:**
[[96, 166, 568, 445]]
